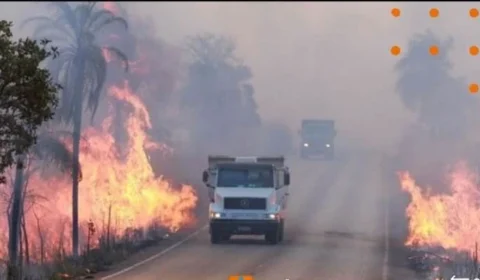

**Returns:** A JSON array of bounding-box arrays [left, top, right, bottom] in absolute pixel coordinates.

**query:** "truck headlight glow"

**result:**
[[326, 144, 331, 148], [267, 213, 280, 220], [210, 212, 222, 219], [303, 143, 309, 147]]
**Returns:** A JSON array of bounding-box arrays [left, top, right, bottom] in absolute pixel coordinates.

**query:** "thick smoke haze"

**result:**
[[2, 2, 480, 276], [2, 1, 480, 155], [122, 2, 480, 154]]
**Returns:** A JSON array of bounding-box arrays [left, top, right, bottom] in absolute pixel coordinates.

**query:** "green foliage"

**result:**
[[0, 20, 61, 182]]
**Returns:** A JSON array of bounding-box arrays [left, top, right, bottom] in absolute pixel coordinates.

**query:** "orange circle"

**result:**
[[470, 8, 479, 18], [429, 8, 440, 18], [469, 83, 479, 94], [390, 45, 401, 56], [429, 45, 439, 55], [391, 8, 401, 17], [470, 45, 479, 56]]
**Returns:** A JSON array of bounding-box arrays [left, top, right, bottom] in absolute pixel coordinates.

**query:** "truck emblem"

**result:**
[[240, 199, 249, 208]]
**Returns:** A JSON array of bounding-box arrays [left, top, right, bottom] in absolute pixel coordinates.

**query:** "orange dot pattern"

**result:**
[[430, 8, 439, 18], [391, 8, 401, 18], [429, 45, 439, 56], [391, 45, 401, 56], [470, 46, 479, 56], [470, 8, 479, 18], [469, 83, 479, 94], [390, 8, 480, 94]]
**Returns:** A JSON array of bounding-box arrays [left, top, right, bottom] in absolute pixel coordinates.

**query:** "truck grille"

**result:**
[[223, 197, 267, 210]]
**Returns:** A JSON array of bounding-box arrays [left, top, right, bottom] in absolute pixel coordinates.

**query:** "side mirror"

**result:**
[[284, 173, 290, 186], [202, 170, 209, 183]]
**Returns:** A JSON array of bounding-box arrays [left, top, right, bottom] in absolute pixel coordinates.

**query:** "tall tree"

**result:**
[[180, 33, 261, 153], [7, 131, 79, 279], [395, 30, 476, 140], [23, 2, 129, 257], [0, 20, 60, 182], [395, 30, 480, 192], [101, 4, 182, 146]]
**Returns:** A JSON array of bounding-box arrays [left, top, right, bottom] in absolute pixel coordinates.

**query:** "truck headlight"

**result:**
[[210, 212, 222, 219], [325, 144, 331, 148], [267, 213, 280, 220], [303, 143, 309, 147]]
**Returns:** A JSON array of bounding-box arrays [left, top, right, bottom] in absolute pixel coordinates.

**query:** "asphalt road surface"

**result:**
[[102, 149, 399, 280]]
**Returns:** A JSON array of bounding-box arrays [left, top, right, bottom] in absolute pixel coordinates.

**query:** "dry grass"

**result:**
[[407, 243, 480, 280], [0, 221, 173, 280]]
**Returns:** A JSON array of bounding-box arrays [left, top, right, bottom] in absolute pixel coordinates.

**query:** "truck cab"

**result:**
[[202, 155, 290, 245], [300, 119, 336, 160]]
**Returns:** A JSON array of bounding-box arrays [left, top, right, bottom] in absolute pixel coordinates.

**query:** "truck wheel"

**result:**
[[300, 150, 308, 159], [265, 225, 281, 245], [210, 230, 222, 244], [221, 233, 231, 242], [278, 221, 285, 242], [325, 150, 334, 160]]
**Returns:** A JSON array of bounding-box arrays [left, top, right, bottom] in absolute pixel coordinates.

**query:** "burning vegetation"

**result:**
[[0, 2, 200, 278], [399, 162, 480, 278], [0, 0, 274, 277], [0, 58, 198, 264]]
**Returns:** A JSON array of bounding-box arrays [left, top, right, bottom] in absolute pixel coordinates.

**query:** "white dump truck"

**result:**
[[202, 155, 291, 244]]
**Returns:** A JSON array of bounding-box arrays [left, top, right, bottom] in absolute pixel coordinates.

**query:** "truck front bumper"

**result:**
[[210, 219, 281, 235]]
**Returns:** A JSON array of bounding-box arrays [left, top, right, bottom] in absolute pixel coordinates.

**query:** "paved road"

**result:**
[[103, 149, 390, 280]]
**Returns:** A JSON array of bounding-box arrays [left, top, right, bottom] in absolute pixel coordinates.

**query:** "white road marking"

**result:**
[[100, 224, 208, 280]]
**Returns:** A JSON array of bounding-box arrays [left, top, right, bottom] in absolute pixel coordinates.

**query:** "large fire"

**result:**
[[0, 1, 197, 264], [0, 81, 198, 261], [399, 162, 480, 252]]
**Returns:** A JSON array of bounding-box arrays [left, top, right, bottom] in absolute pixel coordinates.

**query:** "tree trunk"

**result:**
[[22, 214, 30, 265], [71, 106, 82, 258], [71, 56, 86, 258], [7, 154, 26, 280], [33, 211, 45, 264]]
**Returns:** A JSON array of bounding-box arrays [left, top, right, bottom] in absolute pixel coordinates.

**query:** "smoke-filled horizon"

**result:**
[[123, 2, 480, 154], [3, 2, 480, 155], [3, 3, 480, 277]]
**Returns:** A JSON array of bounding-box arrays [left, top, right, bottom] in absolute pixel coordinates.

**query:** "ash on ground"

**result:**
[[407, 246, 480, 279]]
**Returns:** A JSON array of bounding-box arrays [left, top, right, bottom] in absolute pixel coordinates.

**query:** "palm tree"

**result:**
[[181, 34, 261, 153], [8, 131, 80, 278], [22, 2, 129, 257]]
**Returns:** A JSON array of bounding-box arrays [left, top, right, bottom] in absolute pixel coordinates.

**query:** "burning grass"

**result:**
[[0, 80, 199, 279], [399, 162, 480, 279]]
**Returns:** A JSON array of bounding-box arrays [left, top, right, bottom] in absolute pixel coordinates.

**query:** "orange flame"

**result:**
[[0, 81, 197, 261], [399, 162, 480, 252]]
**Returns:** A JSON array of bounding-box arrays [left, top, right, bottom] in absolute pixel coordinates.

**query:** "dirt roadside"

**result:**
[[93, 222, 207, 279], [381, 154, 418, 280]]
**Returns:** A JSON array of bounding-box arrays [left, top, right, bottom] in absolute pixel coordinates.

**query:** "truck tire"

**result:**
[[278, 221, 285, 242], [300, 150, 308, 159], [221, 233, 231, 242], [265, 225, 281, 245], [210, 230, 222, 244], [325, 150, 334, 161]]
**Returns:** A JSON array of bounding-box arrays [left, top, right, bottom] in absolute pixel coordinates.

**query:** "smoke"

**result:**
[[394, 30, 480, 190], [1, 2, 476, 157], [3, 0, 480, 249]]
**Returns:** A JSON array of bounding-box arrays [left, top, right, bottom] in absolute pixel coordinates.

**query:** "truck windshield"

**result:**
[[217, 166, 274, 188]]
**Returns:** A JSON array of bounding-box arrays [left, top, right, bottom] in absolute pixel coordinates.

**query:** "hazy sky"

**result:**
[[1, 1, 479, 152]]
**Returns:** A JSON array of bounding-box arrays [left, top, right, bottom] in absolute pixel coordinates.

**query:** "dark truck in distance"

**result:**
[[299, 119, 336, 160]]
